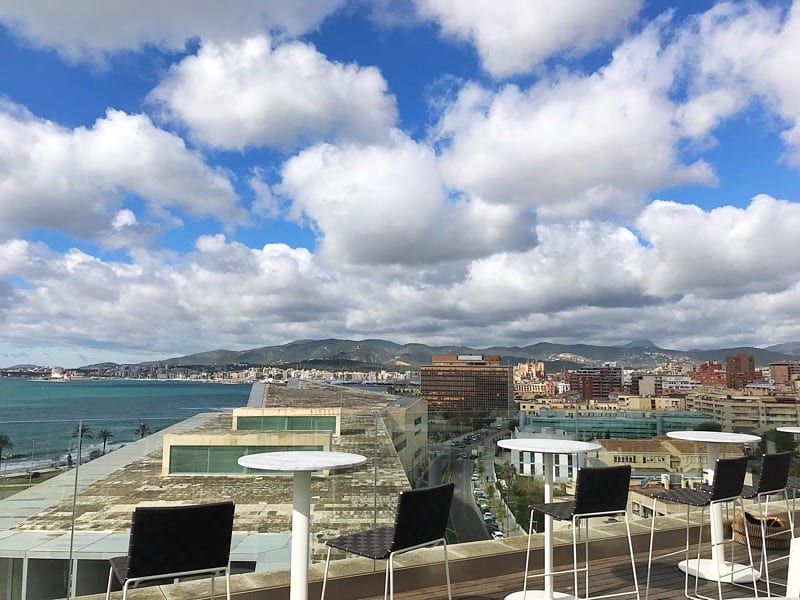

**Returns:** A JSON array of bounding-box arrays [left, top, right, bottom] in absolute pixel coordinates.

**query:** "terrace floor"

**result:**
[[356, 544, 788, 600]]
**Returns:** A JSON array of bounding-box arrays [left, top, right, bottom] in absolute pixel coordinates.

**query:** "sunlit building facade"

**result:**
[[420, 354, 513, 414]]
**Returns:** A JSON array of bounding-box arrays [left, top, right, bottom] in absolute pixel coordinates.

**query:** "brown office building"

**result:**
[[770, 360, 800, 384], [725, 352, 756, 389], [568, 363, 623, 401], [420, 354, 513, 415]]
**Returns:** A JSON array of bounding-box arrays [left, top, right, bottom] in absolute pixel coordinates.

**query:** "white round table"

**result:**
[[666, 430, 760, 583], [497, 438, 601, 600], [777, 426, 800, 434], [238, 451, 367, 600]]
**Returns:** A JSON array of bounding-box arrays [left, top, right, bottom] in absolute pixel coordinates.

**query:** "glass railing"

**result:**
[[0, 378, 787, 600]]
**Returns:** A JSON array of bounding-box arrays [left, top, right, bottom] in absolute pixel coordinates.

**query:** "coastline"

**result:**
[[0, 378, 253, 474]]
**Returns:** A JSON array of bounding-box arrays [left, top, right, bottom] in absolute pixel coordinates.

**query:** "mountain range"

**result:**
[[138, 338, 800, 371]]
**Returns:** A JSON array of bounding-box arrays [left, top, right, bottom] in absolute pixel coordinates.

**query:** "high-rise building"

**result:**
[[567, 363, 623, 401], [725, 352, 756, 389], [770, 360, 800, 384], [690, 361, 725, 386], [420, 354, 513, 414]]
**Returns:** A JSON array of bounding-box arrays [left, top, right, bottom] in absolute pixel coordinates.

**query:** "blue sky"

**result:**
[[1, 0, 800, 368]]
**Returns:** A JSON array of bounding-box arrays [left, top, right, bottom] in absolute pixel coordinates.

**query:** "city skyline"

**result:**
[[1, 2, 800, 367]]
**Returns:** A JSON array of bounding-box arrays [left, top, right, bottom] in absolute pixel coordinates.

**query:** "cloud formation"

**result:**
[[0, 102, 240, 246], [415, 0, 642, 77], [150, 36, 398, 149], [0, 1, 800, 367], [0, 0, 345, 60]]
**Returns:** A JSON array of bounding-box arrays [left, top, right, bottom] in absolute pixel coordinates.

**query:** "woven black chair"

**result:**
[[534, 465, 640, 600], [106, 501, 235, 600], [320, 482, 454, 600], [645, 455, 756, 600], [740, 451, 794, 596]]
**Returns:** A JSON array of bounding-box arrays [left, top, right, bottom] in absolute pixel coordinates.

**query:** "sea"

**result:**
[[0, 377, 252, 473]]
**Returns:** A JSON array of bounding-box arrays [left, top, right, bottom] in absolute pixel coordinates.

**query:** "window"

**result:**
[[169, 444, 323, 474], [237, 415, 337, 432]]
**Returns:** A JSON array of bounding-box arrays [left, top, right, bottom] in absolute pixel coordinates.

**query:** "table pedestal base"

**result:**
[[678, 558, 759, 583], [505, 591, 574, 600]]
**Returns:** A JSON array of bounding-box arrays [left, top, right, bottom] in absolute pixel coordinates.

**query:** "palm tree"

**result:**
[[71, 423, 94, 441], [70, 423, 93, 466], [135, 422, 151, 439], [0, 433, 12, 472], [98, 429, 113, 454]]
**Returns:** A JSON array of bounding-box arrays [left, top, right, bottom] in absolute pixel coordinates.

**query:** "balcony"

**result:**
[[65, 521, 794, 600]]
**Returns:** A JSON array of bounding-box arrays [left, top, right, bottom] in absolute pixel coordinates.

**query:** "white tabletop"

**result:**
[[777, 426, 800, 434], [498, 438, 601, 454], [238, 451, 367, 472], [666, 430, 760, 444]]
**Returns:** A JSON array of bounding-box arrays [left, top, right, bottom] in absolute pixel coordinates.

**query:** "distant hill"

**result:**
[[135, 338, 797, 371], [765, 342, 800, 357]]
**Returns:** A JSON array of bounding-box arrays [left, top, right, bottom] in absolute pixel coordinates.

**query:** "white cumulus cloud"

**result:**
[[415, 0, 642, 77], [149, 36, 398, 150], [0, 101, 241, 244], [278, 131, 538, 267], [0, 0, 345, 62]]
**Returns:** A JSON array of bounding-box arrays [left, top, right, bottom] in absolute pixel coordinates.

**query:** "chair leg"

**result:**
[[320, 546, 333, 600], [645, 497, 658, 600], [442, 540, 452, 600], [757, 489, 793, 597], [211, 572, 215, 600], [572, 516, 579, 600], [225, 567, 231, 600], [624, 514, 641, 600], [737, 498, 759, 599], [105, 568, 114, 600], [387, 554, 394, 600], [584, 518, 590, 598], [686, 503, 696, 600]]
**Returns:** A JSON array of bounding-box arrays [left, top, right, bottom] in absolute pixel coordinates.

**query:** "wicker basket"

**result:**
[[733, 511, 791, 550]]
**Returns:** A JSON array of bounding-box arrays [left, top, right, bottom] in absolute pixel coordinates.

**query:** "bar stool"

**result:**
[[645, 455, 757, 600], [741, 451, 794, 596], [534, 464, 640, 600]]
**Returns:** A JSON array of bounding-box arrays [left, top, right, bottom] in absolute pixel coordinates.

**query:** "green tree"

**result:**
[[98, 429, 114, 455], [508, 475, 545, 531], [693, 421, 722, 432], [758, 429, 796, 456], [135, 422, 151, 439], [71, 424, 93, 466], [71, 424, 93, 441], [0, 433, 12, 472]]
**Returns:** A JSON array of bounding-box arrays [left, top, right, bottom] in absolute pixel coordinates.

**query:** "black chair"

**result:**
[[534, 465, 640, 600], [741, 451, 794, 595], [106, 501, 235, 600], [645, 455, 756, 600], [320, 482, 454, 600]]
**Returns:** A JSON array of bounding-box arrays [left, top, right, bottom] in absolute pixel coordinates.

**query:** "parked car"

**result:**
[[491, 531, 504, 539]]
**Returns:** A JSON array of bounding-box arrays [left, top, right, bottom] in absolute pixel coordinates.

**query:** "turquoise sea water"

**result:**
[[0, 378, 252, 470]]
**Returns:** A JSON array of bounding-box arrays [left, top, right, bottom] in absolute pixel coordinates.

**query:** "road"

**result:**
[[425, 443, 493, 543]]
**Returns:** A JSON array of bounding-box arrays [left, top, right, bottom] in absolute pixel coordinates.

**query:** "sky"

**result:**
[[1, 1, 800, 368]]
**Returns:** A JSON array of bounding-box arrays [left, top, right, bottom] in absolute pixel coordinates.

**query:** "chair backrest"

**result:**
[[710, 456, 749, 501], [574, 465, 631, 516], [126, 501, 235, 579], [390, 482, 454, 553], [757, 451, 792, 494]]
